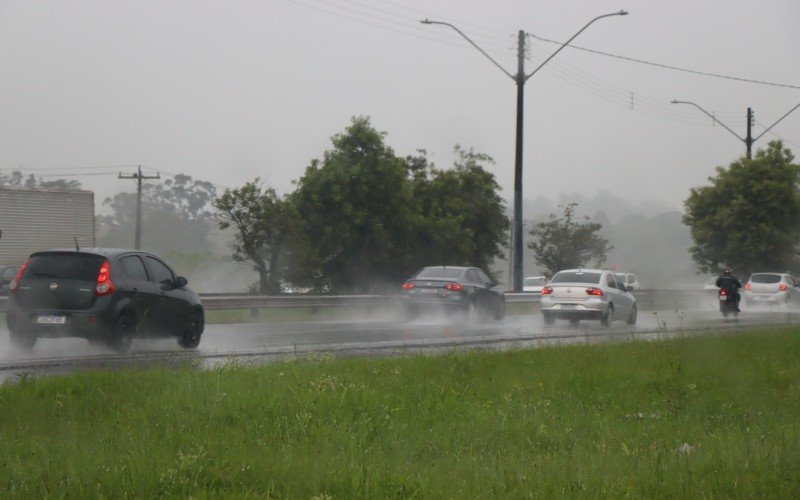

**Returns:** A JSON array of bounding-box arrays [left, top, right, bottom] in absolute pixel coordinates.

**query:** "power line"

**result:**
[[527, 33, 800, 90]]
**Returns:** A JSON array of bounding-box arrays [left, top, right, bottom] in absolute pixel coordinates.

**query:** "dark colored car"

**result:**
[[401, 266, 505, 320], [0, 265, 19, 296], [5, 248, 204, 352]]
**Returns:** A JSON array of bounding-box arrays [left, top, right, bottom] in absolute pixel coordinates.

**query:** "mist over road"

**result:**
[[1, 306, 798, 383]]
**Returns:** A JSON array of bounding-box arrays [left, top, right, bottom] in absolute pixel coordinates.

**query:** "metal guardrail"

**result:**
[[0, 289, 713, 313]]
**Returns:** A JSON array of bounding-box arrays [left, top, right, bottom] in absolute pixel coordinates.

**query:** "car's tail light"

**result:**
[[402, 282, 414, 290], [96, 260, 116, 296], [720, 288, 727, 296], [744, 283, 751, 290], [779, 283, 789, 291], [9, 260, 28, 293], [586, 287, 604, 296], [541, 286, 553, 295], [445, 283, 464, 292]]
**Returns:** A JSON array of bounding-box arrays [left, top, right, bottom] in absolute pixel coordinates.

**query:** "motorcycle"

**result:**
[[718, 288, 739, 318]]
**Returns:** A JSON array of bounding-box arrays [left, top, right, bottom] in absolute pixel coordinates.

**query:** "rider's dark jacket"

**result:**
[[716, 274, 742, 294]]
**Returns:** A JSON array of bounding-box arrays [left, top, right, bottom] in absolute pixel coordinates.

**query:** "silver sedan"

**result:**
[[540, 269, 637, 327]]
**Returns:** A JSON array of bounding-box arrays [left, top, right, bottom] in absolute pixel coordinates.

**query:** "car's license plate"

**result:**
[[719, 296, 728, 301], [562, 304, 577, 309], [419, 288, 438, 294], [36, 315, 66, 325]]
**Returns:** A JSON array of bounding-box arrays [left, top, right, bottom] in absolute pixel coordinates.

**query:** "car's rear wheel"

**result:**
[[626, 303, 638, 326], [569, 318, 579, 326], [178, 312, 203, 349], [494, 298, 506, 320], [543, 313, 555, 326], [601, 305, 613, 327], [106, 313, 134, 353], [9, 328, 37, 351]]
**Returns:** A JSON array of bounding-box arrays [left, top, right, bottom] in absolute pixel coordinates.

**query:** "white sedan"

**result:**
[[540, 269, 637, 327]]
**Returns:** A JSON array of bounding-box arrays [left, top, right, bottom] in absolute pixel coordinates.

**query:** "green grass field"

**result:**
[[1, 327, 799, 497]]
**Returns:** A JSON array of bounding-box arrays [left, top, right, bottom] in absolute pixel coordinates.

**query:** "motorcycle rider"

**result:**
[[716, 267, 743, 312]]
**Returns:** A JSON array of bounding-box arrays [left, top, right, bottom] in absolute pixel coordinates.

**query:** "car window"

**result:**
[[145, 256, 175, 285], [476, 269, 492, 285], [466, 269, 480, 283], [750, 274, 781, 284], [120, 255, 149, 282], [24, 252, 103, 281], [606, 274, 617, 289], [416, 267, 463, 279], [551, 271, 602, 284]]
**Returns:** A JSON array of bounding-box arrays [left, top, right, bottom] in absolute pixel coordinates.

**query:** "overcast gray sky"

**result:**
[[1, 0, 798, 214]]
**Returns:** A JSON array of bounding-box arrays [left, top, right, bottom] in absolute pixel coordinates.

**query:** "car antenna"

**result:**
[[73, 237, 80, 251]]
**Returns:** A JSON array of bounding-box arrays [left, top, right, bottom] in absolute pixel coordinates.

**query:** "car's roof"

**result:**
[[31, 247, 153, 258], [424, 265, 470, 270], [556, 269, 606, 274]]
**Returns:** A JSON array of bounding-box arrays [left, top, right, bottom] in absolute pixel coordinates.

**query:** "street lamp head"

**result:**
[[420, 19, 432, 24], [618, 10, 629, 16]]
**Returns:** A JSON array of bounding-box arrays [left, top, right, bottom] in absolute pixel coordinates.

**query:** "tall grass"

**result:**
[[1, 328, 799, 497]]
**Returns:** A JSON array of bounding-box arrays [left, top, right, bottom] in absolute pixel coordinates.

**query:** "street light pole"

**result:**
[[671, 100, 800, 160], [422, 11, 627, 291]]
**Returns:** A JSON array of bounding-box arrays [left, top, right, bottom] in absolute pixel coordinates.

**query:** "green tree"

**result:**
[[214, 180, 307, 294], [97, 174, 216, 253], [528, 203, 612, 276], [0, 170, 81, 189], [292, 117, 417, 293], [406, 146, 509, 275], [683, 141, 800, 276]]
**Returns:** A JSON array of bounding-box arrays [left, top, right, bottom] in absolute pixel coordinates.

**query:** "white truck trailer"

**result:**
[[0, 186, 95, 266]]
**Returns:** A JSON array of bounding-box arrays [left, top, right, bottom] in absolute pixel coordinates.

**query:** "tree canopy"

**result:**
[[97, 174, 216, 254], [214, 181, 307, 294], [683, 141, 800, 276], [528, 203, 612, 277]]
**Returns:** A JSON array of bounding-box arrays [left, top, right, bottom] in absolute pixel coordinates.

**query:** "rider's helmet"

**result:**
[[723, 268, 732, 275]]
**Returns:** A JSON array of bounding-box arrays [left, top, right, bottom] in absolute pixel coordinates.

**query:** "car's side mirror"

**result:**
[[175, 276, 188, 288]]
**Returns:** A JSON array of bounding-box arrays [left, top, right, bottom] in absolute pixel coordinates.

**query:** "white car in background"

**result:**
[[540, 269, 637, 327], [523, 276, 548, 293], [614, 272, 641, 291], [743, 272, 798, 306]]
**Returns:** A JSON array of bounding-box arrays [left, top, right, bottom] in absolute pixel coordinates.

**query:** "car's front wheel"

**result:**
[[178, 312, 204, 349]]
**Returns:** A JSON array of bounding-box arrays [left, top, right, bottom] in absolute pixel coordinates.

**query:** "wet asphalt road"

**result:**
[[1, 305, 798, 383]]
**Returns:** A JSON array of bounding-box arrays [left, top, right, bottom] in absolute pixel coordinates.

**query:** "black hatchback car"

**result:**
[[401, 265, 506, 320], [5, 248, 204, 352]]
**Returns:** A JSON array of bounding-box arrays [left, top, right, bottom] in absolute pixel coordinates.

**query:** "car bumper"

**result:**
[[540, 298, 607, 318], [6, 309, 112, 339], [402, 293, 470, 310], [743, 292, 788, 303]]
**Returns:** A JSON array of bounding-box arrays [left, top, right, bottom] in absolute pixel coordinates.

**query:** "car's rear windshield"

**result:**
[[24, 252, 104, 281], [415, 267, 464, 279], [750, 274, 782, 284], [550, 271, 602, 284]]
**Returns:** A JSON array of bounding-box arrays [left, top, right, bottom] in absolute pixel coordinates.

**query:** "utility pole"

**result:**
[[672, 100, 800, 161], [118, 166, 160, 250], [422, 11, 627, 291]]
